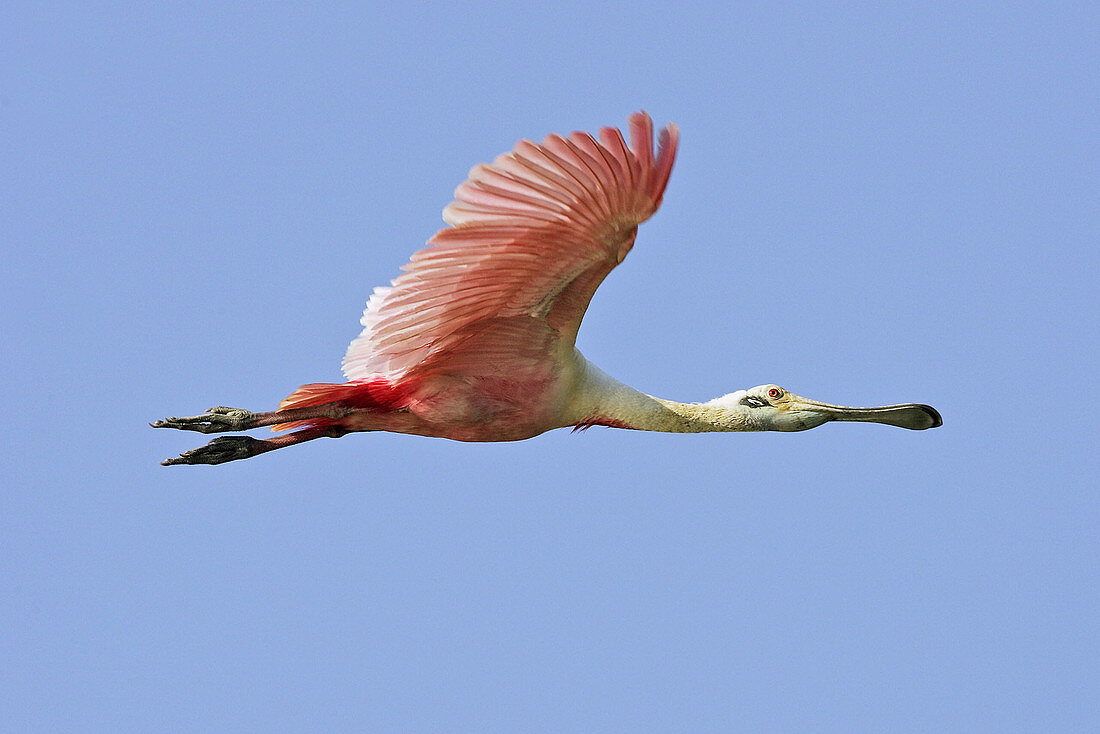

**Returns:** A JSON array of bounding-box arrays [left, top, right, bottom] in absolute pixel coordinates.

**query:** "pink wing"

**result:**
[[341, 112, 680, 380]]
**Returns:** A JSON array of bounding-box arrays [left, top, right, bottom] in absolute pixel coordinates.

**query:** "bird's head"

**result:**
[[719, 384, 942, 432]]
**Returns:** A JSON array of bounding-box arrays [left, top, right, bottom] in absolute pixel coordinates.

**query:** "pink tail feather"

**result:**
[[273, 378, 405, 432]]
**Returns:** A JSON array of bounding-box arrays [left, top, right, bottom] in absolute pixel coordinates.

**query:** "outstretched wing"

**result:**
[[342, 112, 680, 380]]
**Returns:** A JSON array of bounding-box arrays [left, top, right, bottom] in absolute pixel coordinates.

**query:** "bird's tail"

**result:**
[[272, 378, 404, 432]]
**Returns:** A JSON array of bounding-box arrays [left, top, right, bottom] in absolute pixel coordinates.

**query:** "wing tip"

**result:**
[[626, 110, 680, 203]]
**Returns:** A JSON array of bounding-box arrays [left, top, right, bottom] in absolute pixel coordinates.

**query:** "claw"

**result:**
[[151, 406, 255, 433], [162, 435, 265, 465]]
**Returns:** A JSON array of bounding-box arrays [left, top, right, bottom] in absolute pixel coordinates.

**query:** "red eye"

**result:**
[[767, 388, 782, 399]]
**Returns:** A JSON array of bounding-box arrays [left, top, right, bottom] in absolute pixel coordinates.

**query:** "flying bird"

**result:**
[[155, 112, 941, 465]]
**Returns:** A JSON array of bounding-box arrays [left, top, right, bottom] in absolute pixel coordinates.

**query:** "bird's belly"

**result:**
[[378, 373, 569, 442]]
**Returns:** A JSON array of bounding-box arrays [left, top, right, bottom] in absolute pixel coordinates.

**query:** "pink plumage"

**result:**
[[341, 111, 678, 380], [156, 112, 940, 465], [276, 112, 679, 438]]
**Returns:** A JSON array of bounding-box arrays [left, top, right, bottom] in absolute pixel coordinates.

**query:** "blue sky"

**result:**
[[3, 2, 1097, 731]]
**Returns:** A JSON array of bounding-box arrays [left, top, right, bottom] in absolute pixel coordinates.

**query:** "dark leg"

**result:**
[[161, 425, 348, 466], [151, 404, 353, 434]]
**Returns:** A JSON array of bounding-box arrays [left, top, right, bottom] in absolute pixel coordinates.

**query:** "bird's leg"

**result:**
[[151, 403, 354, 434], [161, 425, 348, 466]]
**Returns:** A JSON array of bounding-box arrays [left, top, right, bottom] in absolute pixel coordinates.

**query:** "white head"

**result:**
[[712, 384, 942, 432]]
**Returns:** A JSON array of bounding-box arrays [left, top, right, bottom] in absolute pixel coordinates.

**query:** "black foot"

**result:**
[[162, 436, 265, 466], [151, 406, 255, 434]]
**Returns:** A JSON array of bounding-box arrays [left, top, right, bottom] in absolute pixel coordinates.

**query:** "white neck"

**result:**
[[565, 355, 759, 433]]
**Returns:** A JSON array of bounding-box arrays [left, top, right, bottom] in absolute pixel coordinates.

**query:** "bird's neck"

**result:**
[[567, 355, 758, 433], [648, 397, 758, 433]]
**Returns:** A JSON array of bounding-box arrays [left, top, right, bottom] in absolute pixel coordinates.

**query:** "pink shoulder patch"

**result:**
[[571, 416, 634, 432]]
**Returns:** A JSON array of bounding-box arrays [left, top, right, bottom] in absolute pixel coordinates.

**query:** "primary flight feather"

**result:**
[[155, 112, 940, 465]]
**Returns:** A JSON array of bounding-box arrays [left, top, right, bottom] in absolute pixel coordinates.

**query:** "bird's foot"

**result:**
[[161, 435, 265, 466], [151, 406, 255, 434]]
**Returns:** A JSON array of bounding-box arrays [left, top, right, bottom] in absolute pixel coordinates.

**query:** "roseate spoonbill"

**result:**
[[154, 112, 941, 465]]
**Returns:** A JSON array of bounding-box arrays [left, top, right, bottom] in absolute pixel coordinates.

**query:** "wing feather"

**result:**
[[342, 112, 680, 380]]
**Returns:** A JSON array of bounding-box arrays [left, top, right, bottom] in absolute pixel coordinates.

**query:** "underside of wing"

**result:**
[[342, 112, 680, 380]]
